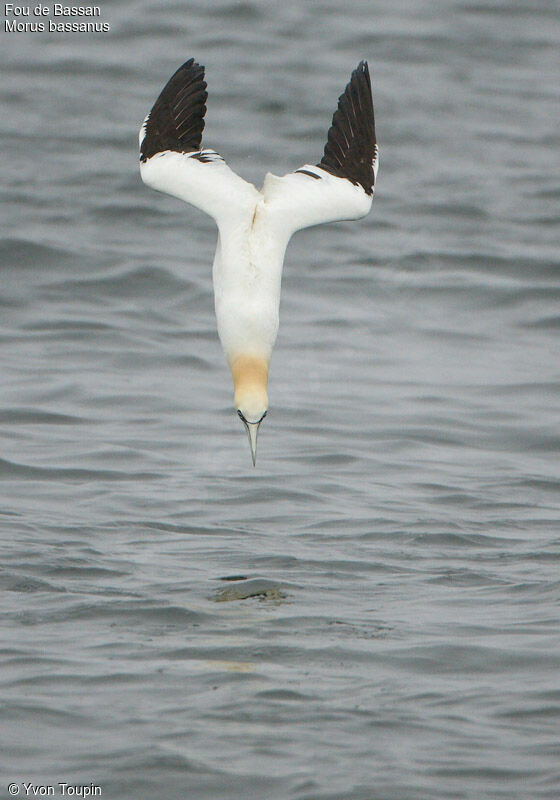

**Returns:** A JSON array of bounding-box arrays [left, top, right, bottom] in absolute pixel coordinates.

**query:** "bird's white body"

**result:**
[[139, 58, 378, 462], [212, 188, 284, 366], [140, 145, 374, 365]]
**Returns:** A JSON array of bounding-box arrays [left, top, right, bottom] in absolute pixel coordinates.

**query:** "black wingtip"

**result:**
[[140, 58, 208, 162], [317, 61, 377, 195]]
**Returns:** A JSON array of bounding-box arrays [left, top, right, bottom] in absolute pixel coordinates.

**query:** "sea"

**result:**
[[1, 1, 559, 798]]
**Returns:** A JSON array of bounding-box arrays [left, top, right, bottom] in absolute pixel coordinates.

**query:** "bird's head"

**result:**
[[230, 354, 269, 466]]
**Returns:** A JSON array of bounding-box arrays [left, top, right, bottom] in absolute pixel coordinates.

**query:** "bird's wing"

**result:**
[[262, 61, 378, 239], [139, 59, 259, 229]]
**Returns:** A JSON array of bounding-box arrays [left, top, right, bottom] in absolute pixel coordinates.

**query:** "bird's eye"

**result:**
[[237, 409, 267, 424]]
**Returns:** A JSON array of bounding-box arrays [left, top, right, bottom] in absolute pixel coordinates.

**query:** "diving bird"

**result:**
[[139, 58, 378, 465]]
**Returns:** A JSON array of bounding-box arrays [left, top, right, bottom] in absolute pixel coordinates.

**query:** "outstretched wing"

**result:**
[[139, 59, 259, 229], [262, 61, 378, 239]]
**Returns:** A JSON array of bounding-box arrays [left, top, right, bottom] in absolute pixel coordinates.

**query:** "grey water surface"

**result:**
[[1, 1, 560, 798]]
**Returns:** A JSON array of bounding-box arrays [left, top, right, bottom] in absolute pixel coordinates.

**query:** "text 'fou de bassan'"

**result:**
[[5, 4, 110, 31]]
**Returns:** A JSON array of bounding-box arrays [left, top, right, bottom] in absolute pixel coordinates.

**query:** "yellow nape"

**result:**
[[230, 354, 269, 420]]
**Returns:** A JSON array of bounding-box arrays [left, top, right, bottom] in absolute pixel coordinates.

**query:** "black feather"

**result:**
[[317, 61, 377, 195], [140, 58, 207, 162], [294, 168, 321, 179]]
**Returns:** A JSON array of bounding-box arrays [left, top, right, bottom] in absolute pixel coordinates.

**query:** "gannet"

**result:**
[[139, 58, 378, 465]]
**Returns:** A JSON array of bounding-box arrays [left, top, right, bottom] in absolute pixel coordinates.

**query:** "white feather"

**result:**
[[139, 142, 375, 363], [140, 150, 259, 232], [262, 165, 374, 239]]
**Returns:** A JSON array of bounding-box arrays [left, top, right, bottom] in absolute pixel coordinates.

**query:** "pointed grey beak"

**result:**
[[244, 420, 260, 466], [238, 410, 266, 466]]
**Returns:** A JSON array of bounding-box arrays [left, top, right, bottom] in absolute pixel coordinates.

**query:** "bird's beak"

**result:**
[[243, 419, 260, 466], [238, 410, 266, 466]]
